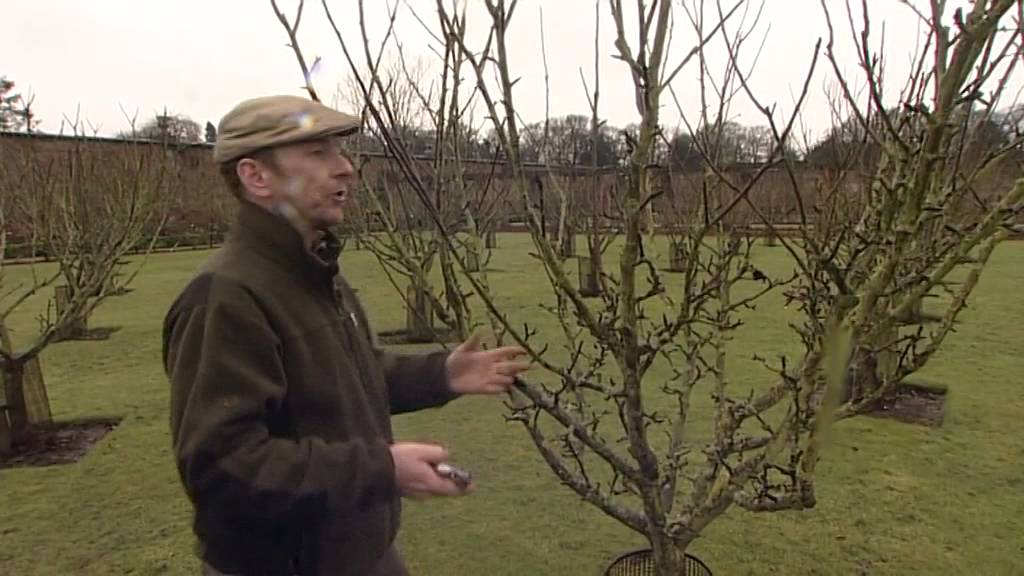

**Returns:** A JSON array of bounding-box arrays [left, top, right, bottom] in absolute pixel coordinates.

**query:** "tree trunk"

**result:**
[[485, 229, 497, 249], [1, 359, 28, 445], [895, 296, 925, 324], [877, 325, 899, 385], [54, 285, 87, 340], [0, 402, 11, 455], [560, 228, 576, 258], [847, 329, 898, 408], [465, 242, 481, 273], [669, 241, 686, 272], [588, 238, 604, 291], [577, 256, 600, 297], [649, 533, 689, 576], [847, 348, 879, 404], [765, 192, 778, 246], [405, 283, 435, 343], [23, 357, 50, 425], [0, 324, 51, 431]]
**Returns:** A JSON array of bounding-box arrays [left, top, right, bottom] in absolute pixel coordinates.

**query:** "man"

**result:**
[[162, 95, 530, 576]]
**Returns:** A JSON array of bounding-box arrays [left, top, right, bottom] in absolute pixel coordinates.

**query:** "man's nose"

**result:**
[[332, 153, 356, 179]]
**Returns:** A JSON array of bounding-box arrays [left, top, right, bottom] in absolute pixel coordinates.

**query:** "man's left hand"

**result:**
[[446, 332, 532, 395]]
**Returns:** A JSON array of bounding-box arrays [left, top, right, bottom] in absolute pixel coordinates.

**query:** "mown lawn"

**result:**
[[0, 235, 1022, 575]]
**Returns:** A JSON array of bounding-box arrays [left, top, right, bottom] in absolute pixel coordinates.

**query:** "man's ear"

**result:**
[[236, 158, 274, 200]]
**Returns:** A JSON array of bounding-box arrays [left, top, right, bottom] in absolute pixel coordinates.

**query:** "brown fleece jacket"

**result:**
[[163, 202, 457, 575]]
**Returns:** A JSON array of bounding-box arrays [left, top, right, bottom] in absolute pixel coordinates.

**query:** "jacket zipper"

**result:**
[[327, 282, 372, 391]]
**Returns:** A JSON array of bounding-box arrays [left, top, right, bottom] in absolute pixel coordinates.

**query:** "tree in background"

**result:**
[[0, 76, 37, 133], [803, 0, 1024, 414], [0, 121, 173, 453], [272, 0, 510, 344], [121, 110, 203, 144]]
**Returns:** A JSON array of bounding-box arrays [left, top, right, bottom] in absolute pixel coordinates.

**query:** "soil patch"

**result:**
[[867, 382, 947, 427], [0, 418, 121, 470], [61, 326, 123, 342]]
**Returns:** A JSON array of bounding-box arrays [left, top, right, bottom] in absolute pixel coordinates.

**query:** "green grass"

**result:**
[[1, 235, 1022, 575]]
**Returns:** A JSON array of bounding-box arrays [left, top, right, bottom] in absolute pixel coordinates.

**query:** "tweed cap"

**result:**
[[213, 95, 361, 163]]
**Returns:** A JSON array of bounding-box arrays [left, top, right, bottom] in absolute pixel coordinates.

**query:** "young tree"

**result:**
[[0, 124, 173, 452], [431, 2, 810, 573], [447, 0, 1021, 572], [274, 1, 1023, 573], [799, 0, 1024, 414], [271, 0, 513, 344]]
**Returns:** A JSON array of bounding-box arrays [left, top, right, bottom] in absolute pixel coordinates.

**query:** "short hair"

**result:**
[[218, 148, 280, 199]]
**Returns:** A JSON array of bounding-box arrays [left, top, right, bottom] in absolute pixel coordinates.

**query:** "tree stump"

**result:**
[[578, 256, 600, 297], [54, 285, 87, 340], [485, 230, 497, 249], [669, 242, 686, 272], [405, 284, 435, 343]]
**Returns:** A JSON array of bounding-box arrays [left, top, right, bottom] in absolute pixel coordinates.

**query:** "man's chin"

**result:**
[[314, 211, 345, 230]]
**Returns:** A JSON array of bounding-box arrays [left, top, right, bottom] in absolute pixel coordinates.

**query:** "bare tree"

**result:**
[[22, 117, 172, 338], [272, 0, 514, 344], [430, 1, 817, 573], [800, 0, 1024, 414], [576, 2, 620, 293], [0, 122, 173, 452], [266, 0, 1023, 573]]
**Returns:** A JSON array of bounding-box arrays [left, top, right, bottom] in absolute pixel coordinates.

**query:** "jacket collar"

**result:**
[[229, 201, 341, 286]]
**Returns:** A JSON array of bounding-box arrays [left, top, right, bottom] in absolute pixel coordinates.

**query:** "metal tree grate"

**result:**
[[604, 549, 712, 576]]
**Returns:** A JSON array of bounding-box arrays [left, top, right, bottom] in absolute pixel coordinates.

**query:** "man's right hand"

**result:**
[[389, 442, 472, 498]]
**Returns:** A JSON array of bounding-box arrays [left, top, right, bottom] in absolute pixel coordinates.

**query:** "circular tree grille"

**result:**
[[603, 549, 712, 576]]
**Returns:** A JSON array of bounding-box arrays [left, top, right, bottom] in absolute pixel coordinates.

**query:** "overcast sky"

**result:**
[[4, 0, 1018, 143]]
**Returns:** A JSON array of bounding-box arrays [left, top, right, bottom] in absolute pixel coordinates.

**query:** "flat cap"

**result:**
[[213, 95, 361, 163]]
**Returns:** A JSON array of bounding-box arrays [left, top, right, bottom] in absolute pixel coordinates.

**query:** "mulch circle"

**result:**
[[868, 383, 947, 427], [59, 326, 123, 342], [0, 418, 121, 470]]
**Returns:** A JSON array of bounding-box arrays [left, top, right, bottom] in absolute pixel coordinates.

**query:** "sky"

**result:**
[[3, 0, 1020, 144]]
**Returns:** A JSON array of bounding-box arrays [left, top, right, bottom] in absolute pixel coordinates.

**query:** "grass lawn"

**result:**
[[1, 234, 1022, 575]]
